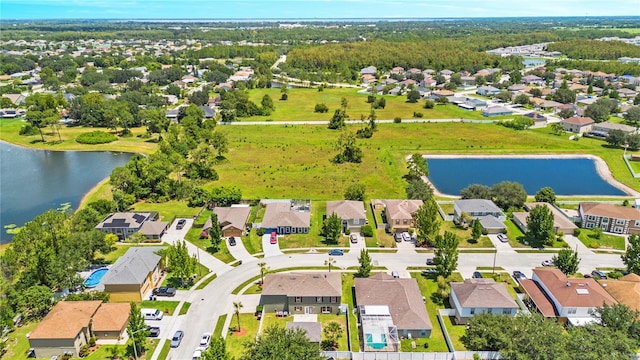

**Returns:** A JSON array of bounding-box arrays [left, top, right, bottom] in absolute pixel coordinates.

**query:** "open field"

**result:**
[[577, 229, 626, 250]]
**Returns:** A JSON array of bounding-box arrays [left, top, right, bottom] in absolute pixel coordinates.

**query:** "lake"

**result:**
[[425, 156, 627, 196], [0, 141, 133, 243]]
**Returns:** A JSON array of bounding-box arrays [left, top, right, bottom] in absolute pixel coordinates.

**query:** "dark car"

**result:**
[[147, 326, 160, 337], [426, 258, 435, 266], [170, 330, 184, 348], [328, 249, 344, 256], [472, 271, 483, 279], [176, 219, 186, 230], [228, 237, 237, 246], [512, 271, 526, 281], [153, 287, 176, 297], [394, 233, 403, 242], [591, 270, 607, 279]]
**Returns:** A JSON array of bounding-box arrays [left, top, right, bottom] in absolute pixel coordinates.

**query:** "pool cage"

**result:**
[[359, 305, 399, 352]]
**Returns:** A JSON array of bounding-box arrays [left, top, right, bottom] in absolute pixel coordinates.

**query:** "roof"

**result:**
[[562, 116, 594, 126], [477, 215, 506, 230], [139, 221, 168, 236], [523, 203, 577, 231], [532, 268, 617, 308], [92, 303, 130, 332], [96, 212, 151, 230], [482, 106, 512, 115], [580, 202, 640, 221], [285, 322, 322, 342], [592, 121, 637, 133], [30, 301, 102, 339], [262, 272, 341, 297], [261, 202, 311, 229], [450, 278, 518, 309], [519, 279, 557, 317], [212, 206, 251, 232], [326, 200, 366, 220], [102, 247, 162, 286], [600, 274, 640, 312], [455, 199, 502, 215], [354, 273, 432, 331], [383, 199, 423, 221]]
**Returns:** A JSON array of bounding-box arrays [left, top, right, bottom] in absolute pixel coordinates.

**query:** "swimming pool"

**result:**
[[365, 333, 387, 350], [84, 267, 108, 288]]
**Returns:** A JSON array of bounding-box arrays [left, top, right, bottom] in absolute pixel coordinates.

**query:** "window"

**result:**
[[403, 219, 408, 224], [316, 297, 323, 303], [567, 308, 577, 315], [321, 306, 332, 314], [586, 223, 594, 229], [470, 308, 475, 315], [616, 219, 625, 225], [635, 220, 640, 227], [395, 220, 400, 225], [503, 308, 512, 315], [294, 297, 302, 303], [614, 226, 623, 233], [587, 215, 597, 221], [601, 218, 609, 224], [294, 306, 302, 312], [353, 218, 360, 225]]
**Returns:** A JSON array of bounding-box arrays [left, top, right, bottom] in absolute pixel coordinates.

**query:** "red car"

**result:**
[[270, 232, 277, 244]]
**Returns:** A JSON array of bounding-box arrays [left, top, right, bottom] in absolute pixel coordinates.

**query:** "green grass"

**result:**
[[162, 263, 210, 289], [276, 201, 351, 249], [409, 272, 454, 352], [186, 226, 238, 264], [232, 274, 263, 295], [440, 222, 494, 248], [3, 322, 37, 360], [441, 315, 467, 351], [132, 201, 201, 222], [577, 229, 626, 250], [213, 315, 227, 338], [628, 158, 640, 173], [318, 313, 349, 351], [225, 313, 260, 359], [140, 300, 180, 316], [243, 228, 263, 254], [243, 283, 263, 295], [366, 248, 398, 253], [195, 273, 218, 290], [438, 203, 455, 215], [504, 219, 527, 248], [156, 340, 171, 360], [341, 273, 361, 352], [179, 302, 191, 315]]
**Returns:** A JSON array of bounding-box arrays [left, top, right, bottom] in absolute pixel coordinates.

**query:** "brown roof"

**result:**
[[326, 200, 366, 220], [383, 200, 423, 221], [434, 90, 454, 96], [92, 303, 130, 332], [600, 274, 640, 313], [30, 301, 102, 339], [212, 206, 251, 232], [354, 273, 432, 331], [450, 278, 518, 309], [261, 202, 311, 229], [562, 116, 594, 126], [580, 202, 640, 221], [522, 203, 577, 231], [262, 272, 341, 297], [139, 221, 168, 236], [532, 268, 617, 308], [519, 279, 557, 317]]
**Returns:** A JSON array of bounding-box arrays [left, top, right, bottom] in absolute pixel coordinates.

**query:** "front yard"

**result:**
[[225, 313, 260, 359], [577, 229, 626, 250]]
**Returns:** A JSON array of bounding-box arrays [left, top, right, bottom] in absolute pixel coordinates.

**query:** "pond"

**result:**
[[0, 141, 133, 243], [425, 156, 628, 196]]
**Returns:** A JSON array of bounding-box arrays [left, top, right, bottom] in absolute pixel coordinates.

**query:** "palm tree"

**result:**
[[257, 262, 269, 284], [324, 257, 336, 272], [233, 301, 243, 332]]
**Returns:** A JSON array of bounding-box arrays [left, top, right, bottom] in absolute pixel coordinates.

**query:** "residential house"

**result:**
[[95, 212, 167, 241], [432, 89, 455, 98], [449, 278, 519, 324], [522, 74, 544, 85], [453, 199, 506, 233], [600, 274, 640, 313], [101, 246, 163, 302], [355, 273, 432, 339], [199, 105, 216, 119], [476, 85, 501, 96], [2, 93, 26, 105], [382, 199, 423, 232], [522, 112, 547, 125], [204, 205, 251, 238], [260, 272, 341, 314], [326, 200, 367, 233], [578, 202, 640, 234], [261, 200, 311, 234], [421, 78, 437, 88], [512, 202, 577, 234], [165, 108, 179, 121], [540, 100, 563, 111], [0, 108, 25, 118], [507, 84, 528, 94], [591, 121, 637, 136], [360, 66, 377, 75], [519, 268, 617, 325], [91, 303, 131, 340], [482, 106, 513, 117], [458, 98, 487, 111], [560, 116, 594, 134]]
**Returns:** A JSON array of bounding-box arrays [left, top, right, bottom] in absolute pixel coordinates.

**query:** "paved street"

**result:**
[[225, 236, 257, 263]]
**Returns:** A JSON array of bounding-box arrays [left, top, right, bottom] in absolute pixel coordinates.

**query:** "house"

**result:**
[[0, 108, 25, 118], [519, 268, 616, 325], [482, 106, 513, 117], [286, 321, 322, 343], [28, 301, 130, 358], [101, 246, 163, 302], [199, 105, 216, 119], [2, 93, 26, 105], [260, 272, 341, 314], [95, 212, 167, 240], [421, 78, 437, 88], [204, 205, 251, 237], [355, 273, 432, 340], [360, 66, 377, 75], [600, 274, 640, 313], [476, 85, 501, 96], [560, 116, 594, 134], [261, 200, 311, 235], [522, 74, 544, 85], [454, 199, 505, 222], [382, 199, 423, 232], [522, 112, 547, 125], [449, 278, 519, 324], [578, 202, 640, 234], [512, 202, 577, 234], [507, 84, 528, 93], [326, 200, 367, 232], [591, 121, 637, 136]]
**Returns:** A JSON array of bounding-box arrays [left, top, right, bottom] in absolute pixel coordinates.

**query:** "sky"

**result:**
[[1, 0, 638, 20]]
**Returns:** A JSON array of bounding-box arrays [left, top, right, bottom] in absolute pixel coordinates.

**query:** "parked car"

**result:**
[[391, 271, 400, 278], [394, 233, 403, 242], [228, 237, 237, 246], [512, 271, 526, 281], [591, 270, 607, 279], [402, 232, 411, 242], [426, 258, 435, 266], [192, 347, 206, 360], [541, 260, 554, 267], [147, 326, 160, 337], [497, 234, 509, 243], [328, 249, 344, 256], [170, 330, 184, 348], [176, 219, 186, 230], [200, 332, 212, 349], [270, 231, 277, 244], [472, 271, 483, 279], [350, 233, 358, 243], [152, 287, 176, 297]]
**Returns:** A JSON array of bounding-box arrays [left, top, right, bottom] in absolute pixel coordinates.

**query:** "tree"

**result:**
[[550, 122, 565, 135], [585, 98, 616, 123], [514, 93, 531, 105], [627, 133, 640, 151], [534, 187, 556, 204], [210, 186, 242, 207], [14, 285, 53, 320], [25, 93, 60, 142], [406, 179, 434, 201], [210, 132, 228, 158], [460, 184, 492, 200], [233, 301, 243, 331], [357, 249, 372, 277], [140, 108, 170, 140], [324, 257, 336, 272], [406, 89, 421, 103], [322, 321, 343, 350], [323, 212, 342, 243], [168, 240, 198, 286], [623, 106, 640, 125], [261, 94, 275, 112], [209, 212, 222, 252], [413, 200, 441, 247], [567, 324, 637, 360], [241, 325, 324, 360], [622, 234, 640, 275], [424, 99, 435, 109], [202, 336, 232, 360], [328, 109, 347, 129], [471, 219, 483, 241], [606, 129, 627, 147], [344, 183, 365, 201], [433, 231, 459, 277], [594, 303, 640, 335], [406, 153, 429, 180], [491, 181, 527, 210], [257, 262, 269, 284], [553, 249, 580, 275], [525, 205, 556, 248], [333, 131, 363, 164], [314, 103, 329, 113], [127, 302, 149, 357], [558, 108, 575, 119]]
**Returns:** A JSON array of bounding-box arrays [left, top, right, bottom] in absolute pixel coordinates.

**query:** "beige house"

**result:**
[[449, 278, 518, 324], [92, 303, 131, 339], [260, 272, 341, 315], [560, 116, 594, 134], [102, 247, 163, 302], [261, 200, 311, 235], [381, 199, 423, 232], [326, 200, 367, 232], [95, 212, 167, 241], [579, 202, 640, 234], [512, 202, 577, 234], [204, 205, 251, 237]]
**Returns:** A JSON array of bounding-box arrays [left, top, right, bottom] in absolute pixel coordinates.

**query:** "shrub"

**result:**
[[608, 271, 623, 279], [573, 228, 581, 236], [361, 225, 374, 237], [345, 228, 351, 235], [314, 103, 329, 113], [280, 93, 288, 100], [76, 131, 117, 144], [257, 228, 265, 236], [19, 124, 39, 135], [413, 112, 424, 118], [89, 337, 96, 347], [424, 99, 435, 109], [589, 242, 600, 249], [393, 116, 402, 123]]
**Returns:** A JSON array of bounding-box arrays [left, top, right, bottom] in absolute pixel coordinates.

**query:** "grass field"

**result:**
[[225, 313, 260, 359], [577, 229, 626, 250], [132, 201, 202, 223], [409, 272, 456, 352], [341, 273, 361, 352]]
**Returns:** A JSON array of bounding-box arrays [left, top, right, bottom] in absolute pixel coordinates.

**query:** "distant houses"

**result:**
[[95, 212, 168, 241]]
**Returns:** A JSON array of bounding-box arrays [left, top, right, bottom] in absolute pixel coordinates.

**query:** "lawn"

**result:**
[[225, 313, 260, 359], [277, 201, 350, 249], [577, 229, 626, 250], [140, 300, 181, 316], [195, 273, 218, 290], [318, 313, 349, 351], [132, 201, 202, 223], [628, 158, 640, 174], [504, 218, 527, 248], [162, 263, 210, 289], [2, 322, 37, 360], [243, 228, 263, 254], [341, 273, 361, 352], [440, 221, 493, 248], [156, 341, 171, 360], [186, 224, 238, 264]]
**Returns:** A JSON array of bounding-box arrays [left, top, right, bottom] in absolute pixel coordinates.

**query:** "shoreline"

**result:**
[[78, 177, 112, 210], [420, 154, 640, 198]]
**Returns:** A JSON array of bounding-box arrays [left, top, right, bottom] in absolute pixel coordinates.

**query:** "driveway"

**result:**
[[225, 236, 257, 263], [348, 233, 365, 251], [488, 234, 516, 254], [262, 233, 283, 257]]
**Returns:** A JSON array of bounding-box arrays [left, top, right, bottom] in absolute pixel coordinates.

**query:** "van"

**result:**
[[391, 271, 400, 278], [141, 308, 163, 320]]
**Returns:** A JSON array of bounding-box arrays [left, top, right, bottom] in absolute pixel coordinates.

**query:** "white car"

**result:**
[[401, 232, 411, 242], [192, 346, 206, 360], [497, 234, 509, 243], [200, 332, 212, 349]]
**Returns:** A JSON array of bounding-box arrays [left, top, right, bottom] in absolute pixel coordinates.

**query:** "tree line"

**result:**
[[546, 39, 640, 60]]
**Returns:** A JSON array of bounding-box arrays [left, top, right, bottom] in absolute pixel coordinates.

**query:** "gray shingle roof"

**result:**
[[102, 247, 163, 286], [450, 278, 518, 308], [326, 200, 366, 220], [455, 199, 502, 214]]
